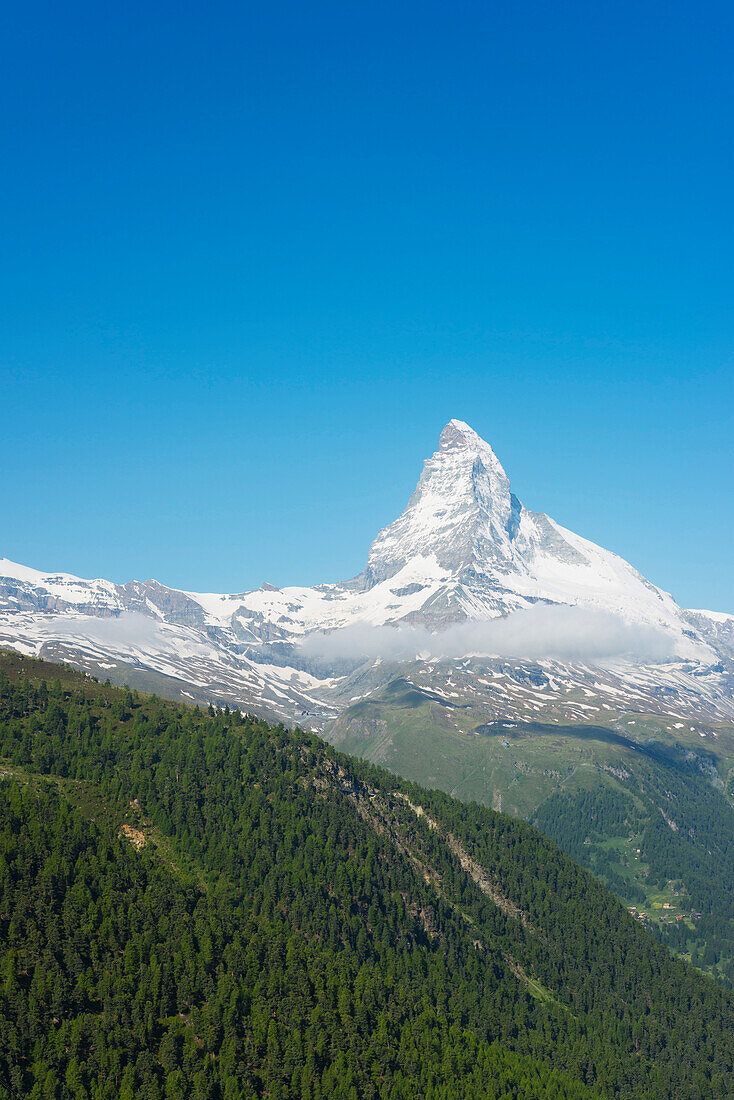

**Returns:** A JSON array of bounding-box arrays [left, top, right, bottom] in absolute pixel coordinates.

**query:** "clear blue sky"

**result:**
[[1, 1, 732, 612]]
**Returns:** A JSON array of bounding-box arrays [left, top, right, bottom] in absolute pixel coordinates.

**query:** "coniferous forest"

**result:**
[[0, 650, 733, 1099]]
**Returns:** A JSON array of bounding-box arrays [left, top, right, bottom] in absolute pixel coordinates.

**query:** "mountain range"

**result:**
[[1, 419, 732, 731]]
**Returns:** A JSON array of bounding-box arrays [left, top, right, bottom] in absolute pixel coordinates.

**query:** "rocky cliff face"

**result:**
[[685, 609, 734, 660]]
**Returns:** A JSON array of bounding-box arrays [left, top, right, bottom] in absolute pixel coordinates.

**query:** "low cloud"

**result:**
[[299, 605, 676, 664]]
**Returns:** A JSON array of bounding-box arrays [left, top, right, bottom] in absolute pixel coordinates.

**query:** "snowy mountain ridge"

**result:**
[[1, 420, 732, 726]]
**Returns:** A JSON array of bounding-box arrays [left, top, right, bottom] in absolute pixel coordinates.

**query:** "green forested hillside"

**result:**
[[534, 749, 734, 984], [0, 651, 733, 1099], [330, 680, 734, 982]]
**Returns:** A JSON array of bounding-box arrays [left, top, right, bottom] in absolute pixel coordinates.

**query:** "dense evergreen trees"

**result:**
[[0, 651, 732, 1098], [534, 748, 734, 982]]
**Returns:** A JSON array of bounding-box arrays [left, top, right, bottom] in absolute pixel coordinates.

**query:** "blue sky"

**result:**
[[1, 1, 732, 611]]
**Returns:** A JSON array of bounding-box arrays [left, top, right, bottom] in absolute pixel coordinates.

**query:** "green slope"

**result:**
[[0, 651, 733, 1098], [533, 744, 734, 983], [329, 678, 734, 981]]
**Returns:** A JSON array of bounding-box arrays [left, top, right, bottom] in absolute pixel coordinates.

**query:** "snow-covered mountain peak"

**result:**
[[440, 418, 492, 452], [437, 419, 509, 481], [335, 423, 719, 652], [357, 421, 518, 589]]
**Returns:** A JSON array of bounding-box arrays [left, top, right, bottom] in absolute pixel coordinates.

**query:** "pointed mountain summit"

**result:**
[[437, 418, 492, 451], [349, 419, 701, 639], [359, 419, 520, 590]]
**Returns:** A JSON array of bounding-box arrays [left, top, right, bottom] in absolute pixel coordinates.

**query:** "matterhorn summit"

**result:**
[[359, 420, 521, 588], [1, 419, 732, 725], [350, 421, 697, 642]]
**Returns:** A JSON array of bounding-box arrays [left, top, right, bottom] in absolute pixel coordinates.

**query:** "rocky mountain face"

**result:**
[[685, 608, 734, 660], [1, 420, 732, 729]]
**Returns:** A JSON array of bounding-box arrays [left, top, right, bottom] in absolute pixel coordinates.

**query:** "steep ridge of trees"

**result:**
[[0, 650, 732, 1098]]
